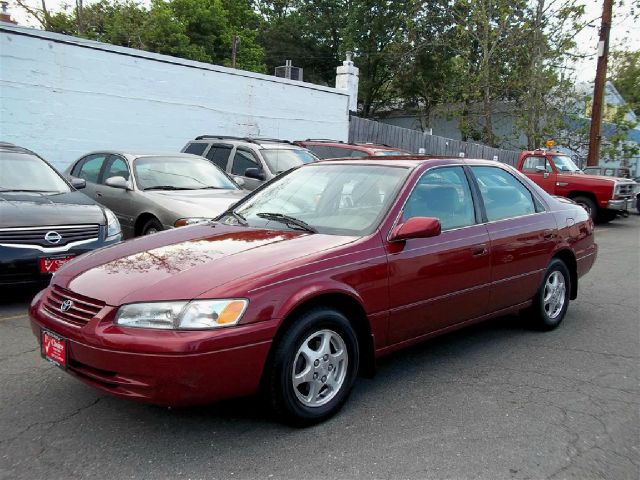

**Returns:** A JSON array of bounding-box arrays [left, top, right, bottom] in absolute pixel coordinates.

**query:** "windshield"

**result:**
[[134, 156, 239, 190], [262, 149, 317, 174], [0, 152, 70, 193], [225, 164, 409, 236], [552, 155, 581, 172]]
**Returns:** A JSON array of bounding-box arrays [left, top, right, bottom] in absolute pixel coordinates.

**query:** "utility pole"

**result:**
[[586, 0, 613, 167], [231, 35, 239, 69]]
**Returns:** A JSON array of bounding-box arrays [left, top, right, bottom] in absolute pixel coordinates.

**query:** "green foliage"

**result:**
[[21, 0, 265, 72], [609, 50, 640, 116]]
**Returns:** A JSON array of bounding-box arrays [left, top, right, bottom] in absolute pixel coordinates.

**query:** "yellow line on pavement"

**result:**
[[0, 313, 28, 322]]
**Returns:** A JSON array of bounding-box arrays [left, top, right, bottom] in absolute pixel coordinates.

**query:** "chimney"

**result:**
[[335, 52, 359, 113]]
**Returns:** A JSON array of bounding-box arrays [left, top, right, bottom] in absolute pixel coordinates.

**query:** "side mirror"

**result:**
[[233, 176, 246, 187], [245, 168, 266, 181], [69, 177, 86, 190], [389, 217, 441, 242], [105, 176, 130, 190], [534, 165, 546, 173]]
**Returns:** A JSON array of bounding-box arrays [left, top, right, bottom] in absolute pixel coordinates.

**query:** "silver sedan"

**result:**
[[66, 151, 248, 238]]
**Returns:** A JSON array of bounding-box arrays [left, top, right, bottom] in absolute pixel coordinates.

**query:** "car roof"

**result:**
[[79, 151, 205, 161], [189, 136, 304, 150], [315, 156, 506, 169], [298, 139, 406, 151], [0, 143, 40, 157]]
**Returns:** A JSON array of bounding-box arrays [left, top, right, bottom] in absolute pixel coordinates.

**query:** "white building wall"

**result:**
[[0, 24, 349, 170]]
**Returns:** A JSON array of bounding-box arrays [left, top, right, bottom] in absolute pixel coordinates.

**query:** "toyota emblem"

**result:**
[[60, 300, 73, 312], [44, 231, 63, 244]]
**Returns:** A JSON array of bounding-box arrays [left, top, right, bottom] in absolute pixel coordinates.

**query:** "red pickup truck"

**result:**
[[516, 150, 636, 222]]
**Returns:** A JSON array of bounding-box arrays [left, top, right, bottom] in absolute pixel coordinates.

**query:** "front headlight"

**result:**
[[174, 217, 210, 227], [104, 209, 122, 239], [114, 299, 248, 330]]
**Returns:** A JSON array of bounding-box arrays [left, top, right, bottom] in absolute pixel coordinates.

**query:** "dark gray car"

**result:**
[[65, 151, 248, 238]]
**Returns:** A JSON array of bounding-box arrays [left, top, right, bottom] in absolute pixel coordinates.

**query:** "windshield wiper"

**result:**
[[144, 185, 196, 191], [256, 212, 317, 233]]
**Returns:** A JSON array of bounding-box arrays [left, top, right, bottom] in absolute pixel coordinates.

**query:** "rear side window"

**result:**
[[205, 144, 233, 170], [184, 143, 207, 156], [471, 166, 536, 221], [75, 154, 107, 183]]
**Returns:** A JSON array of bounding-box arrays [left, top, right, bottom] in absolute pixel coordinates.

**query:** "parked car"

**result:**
[[295, 139, 411, 159], [0, 143, 122, 285], [582, 166, 632, 179], [30, 157, 596, 425], [182, 136, 319, 190], [517, 150, 636, 222], [65, 151, 248, 238]]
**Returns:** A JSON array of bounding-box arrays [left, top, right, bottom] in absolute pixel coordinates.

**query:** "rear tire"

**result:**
[[141, 218, 163, 236], [572, 196, 597, 221], [524, 259, 571, 331], [266, 308, 359, 426]]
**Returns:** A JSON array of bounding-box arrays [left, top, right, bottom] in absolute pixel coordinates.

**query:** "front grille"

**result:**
[[42, 285, 105, 327], [0, 225, 100, 248], [616, 184, 634, 197]]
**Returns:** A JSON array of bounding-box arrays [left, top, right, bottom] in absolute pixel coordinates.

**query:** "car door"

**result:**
[[520, 155, 557, 194], [469, 165, 558, 312], [230, 147, 264, 190], [97, 155, 138, 234], [386, 166, 492, 344], [70, 153, 110, 200]]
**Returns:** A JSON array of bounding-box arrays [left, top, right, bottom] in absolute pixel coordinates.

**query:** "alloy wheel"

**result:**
[[543, 271, 566, 319], [291, 329, 348, 408]]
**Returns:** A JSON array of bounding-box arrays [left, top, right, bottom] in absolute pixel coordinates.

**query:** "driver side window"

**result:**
[[231, 148, 261, 176], [522, 156, 551, 173], [403, 166, 476, 231]]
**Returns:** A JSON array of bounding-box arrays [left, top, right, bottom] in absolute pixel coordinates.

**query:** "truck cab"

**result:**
[[517, 150, 636, 222]]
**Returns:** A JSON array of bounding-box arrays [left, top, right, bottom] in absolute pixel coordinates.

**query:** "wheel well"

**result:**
[[553, 249, 578, 300], [262, 293, 376, 385], [567, 191, 598, 207], [134, 213, 158, 236]]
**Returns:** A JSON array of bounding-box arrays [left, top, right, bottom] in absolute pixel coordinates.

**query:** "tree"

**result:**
[[510, 0, 586, 150], [393, 0, 460, 131], [15, 0, 266, 72], [609, 49, 640, 116]]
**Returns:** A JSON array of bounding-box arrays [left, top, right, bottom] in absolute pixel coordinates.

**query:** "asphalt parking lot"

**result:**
[[0, 216, 638, 480]]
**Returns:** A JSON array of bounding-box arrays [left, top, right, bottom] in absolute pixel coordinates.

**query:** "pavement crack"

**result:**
[[0, 397, 103, 447]]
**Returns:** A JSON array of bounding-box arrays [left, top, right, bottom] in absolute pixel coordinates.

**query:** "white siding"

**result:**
[[0, 25, 349, 170]]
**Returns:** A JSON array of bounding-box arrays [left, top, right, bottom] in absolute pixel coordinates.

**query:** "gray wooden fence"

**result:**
[[349, 116, 520, 166]]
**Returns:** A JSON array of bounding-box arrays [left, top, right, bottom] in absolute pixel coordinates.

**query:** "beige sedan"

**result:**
[[66, 151, 248, 238]]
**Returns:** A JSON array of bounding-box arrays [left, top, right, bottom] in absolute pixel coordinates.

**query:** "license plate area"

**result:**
[[40, 256, 75, 274], [41, 329, 67, 369]]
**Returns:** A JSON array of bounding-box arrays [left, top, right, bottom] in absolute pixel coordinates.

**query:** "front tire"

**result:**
[[525, 259, 571, 331], [141, 217, 163, 236], [572, 195, 597, 221], [267, 308, 359, 426]]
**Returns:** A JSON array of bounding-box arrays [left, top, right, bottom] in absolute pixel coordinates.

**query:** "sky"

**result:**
[[6, 0, 640, 84]]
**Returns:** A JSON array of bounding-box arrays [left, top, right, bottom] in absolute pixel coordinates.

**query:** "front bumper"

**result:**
[[606, 198, 635, 211], [29, 289, 276, 406], [0, 235, 121, 286]]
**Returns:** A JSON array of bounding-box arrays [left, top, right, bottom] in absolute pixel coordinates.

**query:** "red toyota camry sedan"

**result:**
[[30, 157, 597, 425]]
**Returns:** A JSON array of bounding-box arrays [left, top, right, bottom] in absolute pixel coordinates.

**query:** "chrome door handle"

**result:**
[[472, 244, 488, 257], [543, 230, 554, 240]]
